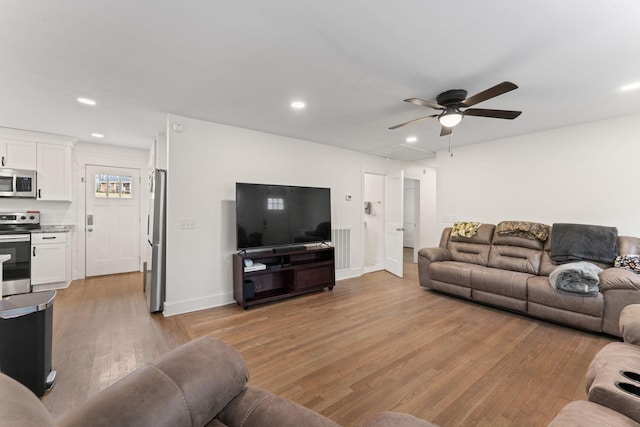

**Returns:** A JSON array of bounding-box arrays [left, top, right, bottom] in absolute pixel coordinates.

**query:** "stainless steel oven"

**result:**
[[0, 233, 31, 296], [0, 212, 40, 296]]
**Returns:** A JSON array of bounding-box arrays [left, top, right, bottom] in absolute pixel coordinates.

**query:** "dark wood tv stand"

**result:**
[[233, 246, 335, 309]]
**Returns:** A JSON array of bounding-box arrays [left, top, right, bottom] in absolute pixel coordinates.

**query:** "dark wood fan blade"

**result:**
[[389, 114, 438, 130], [464, 108, 522, 119], [461, 81, 518, 107], [404, 98, 445, 110], [440, 126, 452, 136]]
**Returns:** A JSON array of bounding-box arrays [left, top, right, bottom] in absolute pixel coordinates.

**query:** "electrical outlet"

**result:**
[[179, 218, 197, 229]]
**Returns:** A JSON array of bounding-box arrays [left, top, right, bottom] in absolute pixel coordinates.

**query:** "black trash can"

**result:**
[[0, 290, 56, 397]]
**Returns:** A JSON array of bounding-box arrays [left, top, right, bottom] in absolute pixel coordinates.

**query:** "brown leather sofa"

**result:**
[[0, 335, 436, 427], [549, 304, 640, 426], [418, 223, 640, 337]]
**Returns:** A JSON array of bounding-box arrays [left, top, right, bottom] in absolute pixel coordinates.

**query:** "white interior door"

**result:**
[[86, 165, 140, 277], [403, 179, 416, 248], [385, 170, 404, 277]]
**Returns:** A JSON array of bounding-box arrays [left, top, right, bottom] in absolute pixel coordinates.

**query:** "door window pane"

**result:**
[[94, 174, 134, 198], [95, 174, 108, 198], [121, 176, 132, 198]]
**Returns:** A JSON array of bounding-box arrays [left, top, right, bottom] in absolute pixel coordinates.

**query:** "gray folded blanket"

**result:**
[[550, 223, 618, 264], [549, 261, 603, 296]]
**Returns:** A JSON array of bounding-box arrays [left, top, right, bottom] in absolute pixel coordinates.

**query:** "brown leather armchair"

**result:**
[[0, 336, 436, 427]]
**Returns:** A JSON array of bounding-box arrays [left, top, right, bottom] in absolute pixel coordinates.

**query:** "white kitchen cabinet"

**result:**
[[36, 143, 72, 201], [0, 138, 37, 170], [31, 232, 69, 288]]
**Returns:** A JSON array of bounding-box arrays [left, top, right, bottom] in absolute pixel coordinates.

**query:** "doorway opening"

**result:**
[[363, 172, 421, 276], [403, 177, 420, 263], [363, 173, 385, 274]]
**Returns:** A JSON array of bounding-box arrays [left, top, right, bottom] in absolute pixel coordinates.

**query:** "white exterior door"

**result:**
[[85, 165, 140, 277], [384, 170, 404, 277]]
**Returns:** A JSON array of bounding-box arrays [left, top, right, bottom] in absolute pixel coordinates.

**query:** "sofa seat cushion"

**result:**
[[471, 268, 530, 300], [470, 268, 532, 312], [527, 276, 603, 317], [429, 261, 487, 288], [548, 400, 640, 427]]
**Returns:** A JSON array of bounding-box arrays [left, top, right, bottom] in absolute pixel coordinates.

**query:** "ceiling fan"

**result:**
[[389, 81, 522, 136]]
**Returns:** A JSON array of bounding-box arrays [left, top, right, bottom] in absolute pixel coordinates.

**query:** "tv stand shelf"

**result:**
[[233, 246, 335, 309]]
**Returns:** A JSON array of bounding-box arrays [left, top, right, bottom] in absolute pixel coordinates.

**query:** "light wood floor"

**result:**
[[41, 252, 616, 426]]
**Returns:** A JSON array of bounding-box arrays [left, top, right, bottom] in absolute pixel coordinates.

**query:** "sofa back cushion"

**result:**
[[447, 224, 495, 266], [439, 227, 452, 248], [58, 336, 249, 427], [488, 231, 544, 275], [619, 236, 640, 255]]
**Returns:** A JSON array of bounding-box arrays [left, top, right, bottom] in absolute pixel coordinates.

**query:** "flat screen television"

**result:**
[[236, 182, 331, 250]]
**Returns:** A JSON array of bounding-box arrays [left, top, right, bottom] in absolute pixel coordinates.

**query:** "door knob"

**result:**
[[88, 227, 93, 232]]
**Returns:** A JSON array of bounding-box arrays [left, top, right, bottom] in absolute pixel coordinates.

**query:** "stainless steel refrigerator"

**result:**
[[146, 169, 166, 312]]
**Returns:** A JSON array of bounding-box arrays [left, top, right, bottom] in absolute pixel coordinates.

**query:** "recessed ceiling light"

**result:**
[[290, 101, 306, 109], [91, 133, 104, 138], [620, 82, 640, 92], [406, 136, 418, 143], [77, 97, 96, 106]]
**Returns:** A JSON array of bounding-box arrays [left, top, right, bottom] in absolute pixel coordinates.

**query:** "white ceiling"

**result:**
[[2, 1, 639, 162]]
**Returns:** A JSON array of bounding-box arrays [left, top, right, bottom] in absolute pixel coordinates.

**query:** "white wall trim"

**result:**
[[336, 268, 362, 281], [163, 292, 235, 317]]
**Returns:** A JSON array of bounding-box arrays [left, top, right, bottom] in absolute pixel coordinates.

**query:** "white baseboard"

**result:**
[[163, 292, 234, 317], [336, 268, 362, 281], [32, 281, 71, 292]]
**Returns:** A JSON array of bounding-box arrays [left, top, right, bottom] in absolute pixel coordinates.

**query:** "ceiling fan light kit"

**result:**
[[390, 81, 522, 136], [438, 109, 463, 128]]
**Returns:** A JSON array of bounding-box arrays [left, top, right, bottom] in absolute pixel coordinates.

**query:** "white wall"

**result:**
[[165, 114, 435, 316], [436, 114, 640, 237]]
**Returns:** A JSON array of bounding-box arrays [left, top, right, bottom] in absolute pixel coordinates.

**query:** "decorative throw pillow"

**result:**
[[614, 255, 640, 275], [451, 221, 481, 238], [496, 221, 550, 241]]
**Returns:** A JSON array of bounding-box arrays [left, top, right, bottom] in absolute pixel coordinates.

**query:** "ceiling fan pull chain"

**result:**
[[448, 134, 453, 157]]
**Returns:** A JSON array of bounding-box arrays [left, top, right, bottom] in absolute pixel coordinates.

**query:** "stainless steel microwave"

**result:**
[[0, 168, 37, 198]]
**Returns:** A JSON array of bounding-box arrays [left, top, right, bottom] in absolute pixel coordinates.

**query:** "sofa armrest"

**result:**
[[58, 336, 249, 427], [599, 268, 640, 292], [418, 247, 451, 289], [217, 386, 339, 427], [418, 247, 451, 263], [620, 304, 640, 345], [0, 373, 56, 426]]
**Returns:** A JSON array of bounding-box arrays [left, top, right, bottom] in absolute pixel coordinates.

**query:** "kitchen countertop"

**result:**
[[32, 225, 75, 233]]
